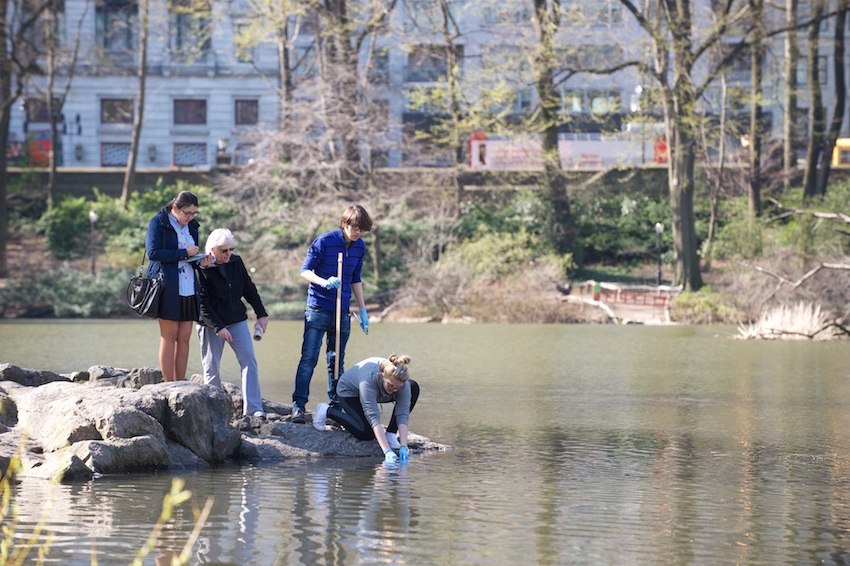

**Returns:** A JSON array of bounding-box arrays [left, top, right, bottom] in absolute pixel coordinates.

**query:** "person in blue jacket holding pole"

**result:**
[[290, 204, 372, 424]]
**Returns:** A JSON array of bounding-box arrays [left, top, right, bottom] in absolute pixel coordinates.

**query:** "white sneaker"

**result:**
[[386, 432, 401, 450], [252, 411, 265, 418], [312, 403, 329, 431]]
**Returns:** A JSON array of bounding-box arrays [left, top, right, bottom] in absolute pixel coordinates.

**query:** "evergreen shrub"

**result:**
[[573, 193, 675, 266], [668, 287, 741, 324], [0, 268, 130, 317]]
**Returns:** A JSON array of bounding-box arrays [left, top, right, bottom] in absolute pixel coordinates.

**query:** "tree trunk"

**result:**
[[748, 0, 764, 219], [276, 29, 293, 132], [665, 0, 703, 291], [437, 0, 464, 215], [0, 0, 13, 277], [815, 0, 847, 195], [669, 117, 703, 291], [324, 0, 360, 181], [704, 73, 727, 271], [803, 0, 825, 199], [783, 0, 799, 190], [121, 0, 149, 209], [0, 0, 49, 277], [438, 0, 462, 165], [370, 224, 381, 282], [532, 0, 572, 254], [0, 112, 9, 278], [46, 9, 57, 210]]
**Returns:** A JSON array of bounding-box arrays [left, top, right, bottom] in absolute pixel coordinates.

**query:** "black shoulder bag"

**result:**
[[126, 247, 164, 319]]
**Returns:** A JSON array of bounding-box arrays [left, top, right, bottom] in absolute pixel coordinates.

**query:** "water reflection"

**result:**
[[353, 464, 412, 561], [269, 461, 415, 565]]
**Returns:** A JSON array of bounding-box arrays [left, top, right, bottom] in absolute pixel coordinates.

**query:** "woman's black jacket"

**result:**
[[197, 254, 267, 332]]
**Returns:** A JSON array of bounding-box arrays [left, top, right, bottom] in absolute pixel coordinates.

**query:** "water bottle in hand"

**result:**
[[253, 322, 264, 341]]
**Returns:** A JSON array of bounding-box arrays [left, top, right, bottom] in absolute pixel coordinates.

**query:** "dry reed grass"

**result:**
[[737, 301, 843, 340]]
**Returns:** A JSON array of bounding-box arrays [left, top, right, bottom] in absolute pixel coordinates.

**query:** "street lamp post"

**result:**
[[654, 222, 664, 287], [89, 210, 98, 275]]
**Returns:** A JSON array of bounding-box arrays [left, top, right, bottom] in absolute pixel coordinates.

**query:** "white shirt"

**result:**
[[167, 213, 196, 297]]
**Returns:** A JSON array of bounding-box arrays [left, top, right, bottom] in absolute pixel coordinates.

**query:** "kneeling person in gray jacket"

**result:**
[[312, 353, 419, 463]]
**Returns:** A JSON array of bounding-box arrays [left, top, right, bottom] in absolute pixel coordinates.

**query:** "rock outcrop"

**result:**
[[0, 363, 448, 482]]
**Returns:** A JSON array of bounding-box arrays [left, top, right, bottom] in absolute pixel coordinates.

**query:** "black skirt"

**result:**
[[177, 295, 198, 322]]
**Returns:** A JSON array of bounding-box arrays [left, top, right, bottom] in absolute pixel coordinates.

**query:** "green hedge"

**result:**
[[0, 268, 132, 318]]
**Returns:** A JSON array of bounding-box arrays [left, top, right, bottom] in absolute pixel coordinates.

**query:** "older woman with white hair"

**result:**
[[196, 228, 269, 417]]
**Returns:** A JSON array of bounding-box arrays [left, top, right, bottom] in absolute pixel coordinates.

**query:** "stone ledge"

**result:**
[[0, 362, 449, 482]]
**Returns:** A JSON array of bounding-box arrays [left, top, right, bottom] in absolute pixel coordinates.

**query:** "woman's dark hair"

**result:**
[[169, 191, 199, 210], [339, 204, 373, 232]]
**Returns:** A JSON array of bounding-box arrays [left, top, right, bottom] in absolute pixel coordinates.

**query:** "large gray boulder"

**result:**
[[3, 378, 241, 479], [0, 389, 17, 427], [0, 363, 70, 387], [0, 362, 450, 483], [147, 381, 241, 464], [88, 365, 162, 388]]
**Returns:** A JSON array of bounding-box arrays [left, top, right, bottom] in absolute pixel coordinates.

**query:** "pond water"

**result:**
[[2, 320, 850, 564]]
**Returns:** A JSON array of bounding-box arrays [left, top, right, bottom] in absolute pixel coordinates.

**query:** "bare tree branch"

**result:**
[[742, 260, 850, 306], [765, 197, 850, 224]]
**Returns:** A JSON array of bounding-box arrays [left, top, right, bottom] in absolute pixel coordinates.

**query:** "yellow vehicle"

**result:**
[[832, 138, 850, 166]]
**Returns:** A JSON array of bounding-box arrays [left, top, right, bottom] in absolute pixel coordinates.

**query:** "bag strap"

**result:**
[[140, 226, 168, 271]]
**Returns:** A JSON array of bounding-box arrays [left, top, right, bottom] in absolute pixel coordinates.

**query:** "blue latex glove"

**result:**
[[323, 276, 341, 290], [384, 448, 398, 464], [399, 446, 409, 461], [359, 307, 369, 334]]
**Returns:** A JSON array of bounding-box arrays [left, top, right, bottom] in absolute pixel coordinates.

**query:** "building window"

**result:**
[[95, 0, 136, 52], [292, 11, 317, 35], [235, 99, 259, 125], [369, 47, 390, 84], [235, 143, 256, 164], [560, 89, 621, 115], [174, 143, 207, 166], [406, 44, 459, 82], [169, 0, 211, 58], [515, 88, 533, 113], [233, 23, 255, 63], [101, 98, 134, 124], [293, 44, 317, 81], [369, 148, 390, 168], [406, 86, 448, 113], [24, 0, 65, 46], [174, 99, 206, 125], [25, 98, 62, 123], [819, 55, 828, 85], [406, 0, 435, 22], [589, 90, 621, 114], [558, 44, 623, 69], [482, 3, 532, 24], [101, 142, 131, 166]]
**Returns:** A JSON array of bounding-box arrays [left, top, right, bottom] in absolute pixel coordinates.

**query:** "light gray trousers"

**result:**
[[197, 321, 263, 415]]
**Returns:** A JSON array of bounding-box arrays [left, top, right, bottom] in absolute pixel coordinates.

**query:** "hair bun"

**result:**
[[388, 353, 410, 365]]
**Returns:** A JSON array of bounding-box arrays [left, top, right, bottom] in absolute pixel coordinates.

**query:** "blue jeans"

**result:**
[[292, 305, 351, 410]]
